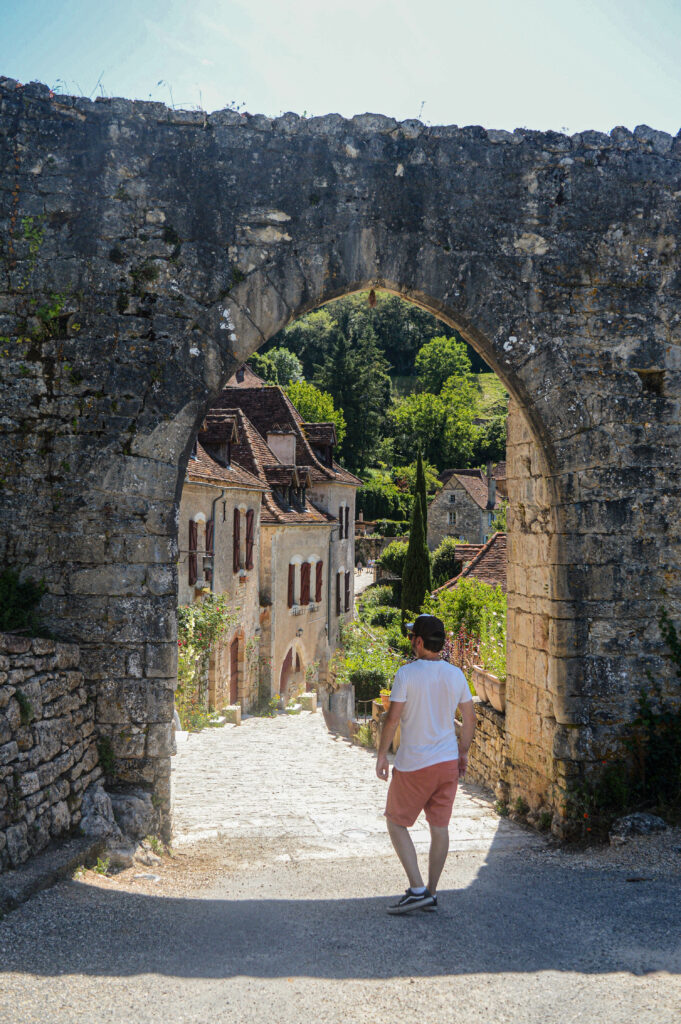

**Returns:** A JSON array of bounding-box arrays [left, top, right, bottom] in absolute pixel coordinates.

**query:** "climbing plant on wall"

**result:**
[[176, 594, 238, 730]]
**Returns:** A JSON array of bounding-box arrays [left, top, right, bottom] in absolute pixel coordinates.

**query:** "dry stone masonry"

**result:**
[[1, 77, 680, 838], [0, 633, 101, 870]]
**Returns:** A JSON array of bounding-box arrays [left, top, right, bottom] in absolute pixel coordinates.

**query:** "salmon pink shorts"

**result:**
[[385, 759, 459, 828]]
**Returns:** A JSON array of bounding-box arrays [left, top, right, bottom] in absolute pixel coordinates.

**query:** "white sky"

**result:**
[[1, 0, 680, 133]]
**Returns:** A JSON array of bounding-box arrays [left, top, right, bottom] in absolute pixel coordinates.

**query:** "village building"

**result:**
[[178, 365, 361, 709], [427, 463, 507, 549]]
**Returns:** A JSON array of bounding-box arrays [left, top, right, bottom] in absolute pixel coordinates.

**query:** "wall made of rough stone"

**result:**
[[0, 633, 101, 872], [1, 79, 681, 832]]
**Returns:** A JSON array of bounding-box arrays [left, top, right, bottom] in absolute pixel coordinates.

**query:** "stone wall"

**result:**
[[1, 78, 680, 831], [465, 699, 508, 800], [0, 633, 101, 872]]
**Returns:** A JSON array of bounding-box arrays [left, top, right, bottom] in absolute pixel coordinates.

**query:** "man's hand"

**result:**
[[376, 753, 390, 781], [458, 749, 468, 778]]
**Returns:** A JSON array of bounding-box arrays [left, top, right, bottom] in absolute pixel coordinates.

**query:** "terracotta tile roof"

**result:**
[[454, 544, 484, 565], [186, 441, 266, 491], [216, 375, 362, 487], [202, 406, 334, 528], [433, 533, 507, 594], [198, 410, 238, 446], [302, 422, 337, 446], [227, 364, 267, 388], [455, 473, 502, 511]]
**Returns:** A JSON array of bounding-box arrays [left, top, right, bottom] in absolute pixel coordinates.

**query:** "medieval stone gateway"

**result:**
[[1, 76, 680, 842]]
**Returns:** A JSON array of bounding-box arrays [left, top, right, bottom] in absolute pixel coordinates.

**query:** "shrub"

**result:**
[[330, 620, 404, 705], [377, 540, 408, 577], [360, 585, 395, 608], [375, 519, 407, 537], [431, 537, 463, 589], [423, 577, 506, 640], [368, 606, 401, 629]]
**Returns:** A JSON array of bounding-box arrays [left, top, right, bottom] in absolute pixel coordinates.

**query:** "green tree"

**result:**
[[490, 500, 508, 532], [269, 347, 303, 386], [275, 309, 338, 378], [472, 414, 507, 465], [389, 377, 478, 471], [314, 323, 391, 471], [400, 493, 432, 621], [285, 379, 347, 447], [247, 351, 279, 383], [357, 469, 409, 521], [414, 449, 428, 527], [415, 335, 474, 393]]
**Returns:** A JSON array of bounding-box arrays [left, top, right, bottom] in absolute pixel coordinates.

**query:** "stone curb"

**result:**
[[0, 835, 106, 915]]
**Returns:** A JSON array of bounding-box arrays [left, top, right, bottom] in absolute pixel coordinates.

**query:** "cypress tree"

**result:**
[[415, 449, 428, 529], [401, 489, 432, 622]]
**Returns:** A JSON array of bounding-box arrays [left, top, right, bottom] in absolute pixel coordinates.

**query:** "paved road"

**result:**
[[1, 711, 680, 1024]]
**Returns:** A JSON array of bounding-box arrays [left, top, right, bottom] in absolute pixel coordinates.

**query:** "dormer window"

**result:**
[[190, 438, 198, 460], [236, 367, 245, 383]]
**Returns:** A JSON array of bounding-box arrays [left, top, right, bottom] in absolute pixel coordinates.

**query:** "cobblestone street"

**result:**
[[171, 707, 543, 862]]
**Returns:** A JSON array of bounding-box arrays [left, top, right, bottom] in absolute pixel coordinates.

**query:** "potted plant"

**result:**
[[379, 687, 392, 711]]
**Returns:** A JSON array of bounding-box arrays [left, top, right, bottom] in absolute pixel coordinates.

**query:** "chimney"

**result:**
[[486, 462, 496, 509], [359, 512, 364, 522]]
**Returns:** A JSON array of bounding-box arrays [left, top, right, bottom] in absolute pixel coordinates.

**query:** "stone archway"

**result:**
[[2, 78, 680, 834]]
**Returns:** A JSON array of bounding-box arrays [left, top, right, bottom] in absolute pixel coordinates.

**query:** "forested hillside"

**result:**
[[249, 291, 508, 521]]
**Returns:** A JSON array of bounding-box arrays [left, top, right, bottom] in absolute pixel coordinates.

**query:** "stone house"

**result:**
[[427, 463, 507, 549], [178, 416, 267, 711], [178, 365, 361, 707]]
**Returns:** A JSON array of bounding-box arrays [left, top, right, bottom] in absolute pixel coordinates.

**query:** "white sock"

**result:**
[[410, 885, 426, 895]]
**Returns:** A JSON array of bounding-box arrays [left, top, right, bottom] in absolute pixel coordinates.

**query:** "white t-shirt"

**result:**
[[390, 659, 472, 772]]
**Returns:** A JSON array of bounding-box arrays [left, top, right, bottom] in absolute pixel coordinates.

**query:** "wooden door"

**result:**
[[230, 637, 239, 704]]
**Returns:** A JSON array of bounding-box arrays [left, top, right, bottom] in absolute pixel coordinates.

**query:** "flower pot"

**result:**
[[471, 665, 488, 703], [484, 673, 506, 713], [380, 692, 391, 711]]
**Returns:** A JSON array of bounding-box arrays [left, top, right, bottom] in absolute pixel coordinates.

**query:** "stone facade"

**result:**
[[1, 79, 681, 832], [178, 473, 264, 711], [0, 633, 101, 871], [428, 468, 504, 549]]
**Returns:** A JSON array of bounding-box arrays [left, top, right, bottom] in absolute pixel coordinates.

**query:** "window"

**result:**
[[449, 493, 456, 504], [488, 512, 495, 527], [245, 509, 255, 569], [205, 519, 214, 584], [300, 562, 311, 605], [338, 504, 345, 539], [233, 508, 241, 573], [336, 572, 342, 615], [315, 561, 323, 603], [288, 564, 296, 608], [188, 520, 198, 586], [344, 506, 350, 539], [448, 510, 456, 525]]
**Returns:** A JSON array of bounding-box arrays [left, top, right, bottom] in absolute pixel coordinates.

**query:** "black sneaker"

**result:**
[[420, 895, 438, 912], [387, 888, 435, 914]]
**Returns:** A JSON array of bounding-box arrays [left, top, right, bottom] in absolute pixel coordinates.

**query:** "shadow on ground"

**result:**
[[1, 833, 679, 980]]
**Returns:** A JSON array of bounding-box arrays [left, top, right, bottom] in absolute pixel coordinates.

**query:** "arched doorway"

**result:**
[[3, 84, 679, 836]]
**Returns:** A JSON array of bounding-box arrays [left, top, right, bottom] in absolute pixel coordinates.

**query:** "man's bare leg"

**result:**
[[386, 819, 424, 890], [427, 824, 449, 894]]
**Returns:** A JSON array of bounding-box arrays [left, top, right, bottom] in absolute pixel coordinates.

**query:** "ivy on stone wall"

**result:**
[[176, 594, 238, 730]]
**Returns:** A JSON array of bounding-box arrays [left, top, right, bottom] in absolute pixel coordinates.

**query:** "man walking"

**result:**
[[376, 614, 476, 914]]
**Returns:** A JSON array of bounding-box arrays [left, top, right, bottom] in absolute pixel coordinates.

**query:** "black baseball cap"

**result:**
[[406, 614, 446, 642]]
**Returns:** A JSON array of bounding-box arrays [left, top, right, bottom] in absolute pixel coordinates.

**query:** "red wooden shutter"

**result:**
[[188, 520, 198, 586], [338, 507, 344, 540], [233, 508, 240, 573], [315, 561, 323, 603], [344, 570, 350, 612], [345, 506, 350, 539], [336, 572, 341, 615], [288, 564, 296, 608], [245, 509, 255, 570], [205, 519, 214, 584], [230, 638, 239, 704], [300, 562, 311, 604]]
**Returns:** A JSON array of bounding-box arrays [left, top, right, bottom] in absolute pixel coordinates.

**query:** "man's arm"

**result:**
[[457, 700, 476, 777], [375, 701, 404, 781]]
